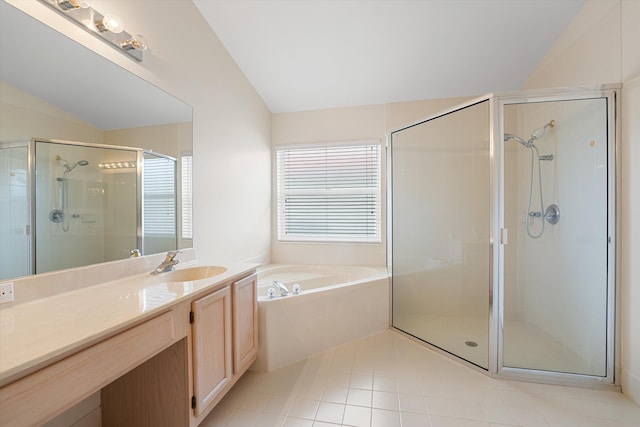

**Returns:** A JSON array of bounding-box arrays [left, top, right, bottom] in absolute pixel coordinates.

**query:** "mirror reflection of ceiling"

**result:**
[[0, 1, 191, 131]]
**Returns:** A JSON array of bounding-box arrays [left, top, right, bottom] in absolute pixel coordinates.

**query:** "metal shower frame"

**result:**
[[386, 84, 620, 389]]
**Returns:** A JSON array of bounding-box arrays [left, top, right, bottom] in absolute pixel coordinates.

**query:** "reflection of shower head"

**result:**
[[64, 160, 89, 172]]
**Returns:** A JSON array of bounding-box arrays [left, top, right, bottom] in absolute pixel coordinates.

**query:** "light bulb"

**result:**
[[96, 14, 124, 34]]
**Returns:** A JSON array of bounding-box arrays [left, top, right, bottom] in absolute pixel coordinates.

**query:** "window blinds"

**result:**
[[181, 154, 193, 240], [142, 156, 176, 236], [276, 142, 381, 243]]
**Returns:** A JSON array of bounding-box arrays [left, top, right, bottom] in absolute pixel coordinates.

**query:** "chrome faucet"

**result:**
[[151, 250, 181, 274], [272, 281, 289, 296]]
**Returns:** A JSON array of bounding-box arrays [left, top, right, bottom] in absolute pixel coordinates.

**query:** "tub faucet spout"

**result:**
[[273, 281, 289, 296]]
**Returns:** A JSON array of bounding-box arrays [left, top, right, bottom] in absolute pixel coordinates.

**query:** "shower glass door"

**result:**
[[500, 95, 612, 377], [391, 100, 491, 369], [0, 142, 31, 280]]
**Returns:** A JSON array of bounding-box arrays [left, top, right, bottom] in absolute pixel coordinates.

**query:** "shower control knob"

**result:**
[[545, 204, 560, 225], [49, 209, 63, 223]]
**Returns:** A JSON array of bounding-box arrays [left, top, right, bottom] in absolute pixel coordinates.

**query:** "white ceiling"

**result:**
[[194, 0, 584, 113]]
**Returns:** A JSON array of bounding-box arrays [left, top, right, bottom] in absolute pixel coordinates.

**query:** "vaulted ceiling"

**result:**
[[194, 0, 584, 113]]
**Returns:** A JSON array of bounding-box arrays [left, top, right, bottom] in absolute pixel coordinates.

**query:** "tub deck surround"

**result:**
[[257, 264, 388, 298], [0, 258, 259, 426], [254, 264, 390, 372]]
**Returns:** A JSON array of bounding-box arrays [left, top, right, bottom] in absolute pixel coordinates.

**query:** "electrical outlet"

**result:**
[[0, 282, 14, 303]]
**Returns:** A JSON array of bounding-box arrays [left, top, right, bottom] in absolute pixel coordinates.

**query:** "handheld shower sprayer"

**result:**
[[504, 133, 530, 147], [504, 119, 557, 239]]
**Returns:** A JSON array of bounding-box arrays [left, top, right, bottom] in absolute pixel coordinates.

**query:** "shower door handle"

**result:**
[[500, 228, 509, 245]]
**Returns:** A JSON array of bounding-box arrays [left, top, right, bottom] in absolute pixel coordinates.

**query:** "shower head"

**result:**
[[64, 160, 89, 172], [530, 120, 556, 141]]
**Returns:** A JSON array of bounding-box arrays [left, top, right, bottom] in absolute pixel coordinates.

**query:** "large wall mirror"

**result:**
[[0, 1, 193, 281]]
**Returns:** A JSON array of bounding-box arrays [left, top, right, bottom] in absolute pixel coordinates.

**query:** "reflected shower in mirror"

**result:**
[[0, 1, 193, 281], [0, 138, 179, 280]]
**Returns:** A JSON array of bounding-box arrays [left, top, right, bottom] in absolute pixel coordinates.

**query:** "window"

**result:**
[[181, 154, 193, 240], [142, 155, 176, 236], [276, 141, 381, 243]]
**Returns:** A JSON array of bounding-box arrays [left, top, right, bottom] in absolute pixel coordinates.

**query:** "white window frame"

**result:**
[[276, 140, 381, 243]]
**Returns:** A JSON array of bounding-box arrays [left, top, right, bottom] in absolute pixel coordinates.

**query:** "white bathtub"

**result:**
[[252, 264, 390, 372]]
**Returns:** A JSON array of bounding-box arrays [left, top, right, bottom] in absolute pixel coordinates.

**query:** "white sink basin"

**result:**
[[159, 266, 227, 282]]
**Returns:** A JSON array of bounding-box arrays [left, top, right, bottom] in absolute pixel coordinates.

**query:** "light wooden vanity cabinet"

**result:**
[[232, 273, 258, 374], [0, 267, 258, 427], [191, 285, 233, 416], [190, 272, 258, 421]]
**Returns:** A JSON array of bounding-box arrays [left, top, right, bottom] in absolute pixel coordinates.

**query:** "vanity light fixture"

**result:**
[[38, 0, 147, 62], [99, 161, 137, 169], [54, 0, 89, 11]]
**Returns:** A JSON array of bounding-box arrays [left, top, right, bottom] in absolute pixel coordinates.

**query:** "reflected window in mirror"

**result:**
[[181, 153, 193, 241]]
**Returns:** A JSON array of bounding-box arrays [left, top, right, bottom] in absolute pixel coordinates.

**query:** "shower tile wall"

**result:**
[[0, 144, 30, 280]]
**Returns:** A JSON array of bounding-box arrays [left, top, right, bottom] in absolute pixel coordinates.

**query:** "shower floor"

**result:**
[[393, 313, 594, 375]]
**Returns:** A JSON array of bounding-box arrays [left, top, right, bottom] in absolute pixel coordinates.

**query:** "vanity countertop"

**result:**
[[0, 262, 258, 387]]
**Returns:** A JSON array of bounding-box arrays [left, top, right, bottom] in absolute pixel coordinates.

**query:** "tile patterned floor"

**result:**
[[200, 330, 640, 427]]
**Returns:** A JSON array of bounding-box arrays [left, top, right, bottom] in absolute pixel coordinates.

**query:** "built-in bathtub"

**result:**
[[252, 264, 389, 372]]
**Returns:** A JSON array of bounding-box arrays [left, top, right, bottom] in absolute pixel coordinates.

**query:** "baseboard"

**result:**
[[621, 368, 640, 406]]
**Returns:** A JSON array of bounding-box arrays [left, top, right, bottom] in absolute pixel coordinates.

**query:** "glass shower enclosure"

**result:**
[[389, 85, 618, 386], [0, 138, 177, 280]]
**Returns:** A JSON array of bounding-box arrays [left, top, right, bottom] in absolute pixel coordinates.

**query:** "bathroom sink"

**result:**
[[160, 266, 227, 282]]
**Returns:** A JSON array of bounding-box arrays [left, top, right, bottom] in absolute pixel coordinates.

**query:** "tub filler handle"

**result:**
[[273, 281, 289, 296]]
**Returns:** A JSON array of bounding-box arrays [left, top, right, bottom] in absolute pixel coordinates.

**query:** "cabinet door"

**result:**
[[232, 273, 258, 374], [191, 286, 232, 416]]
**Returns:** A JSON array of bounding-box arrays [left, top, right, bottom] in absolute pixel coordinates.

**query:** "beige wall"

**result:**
[[271, 97, 470, 266], [523, 0, 640, 404]]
